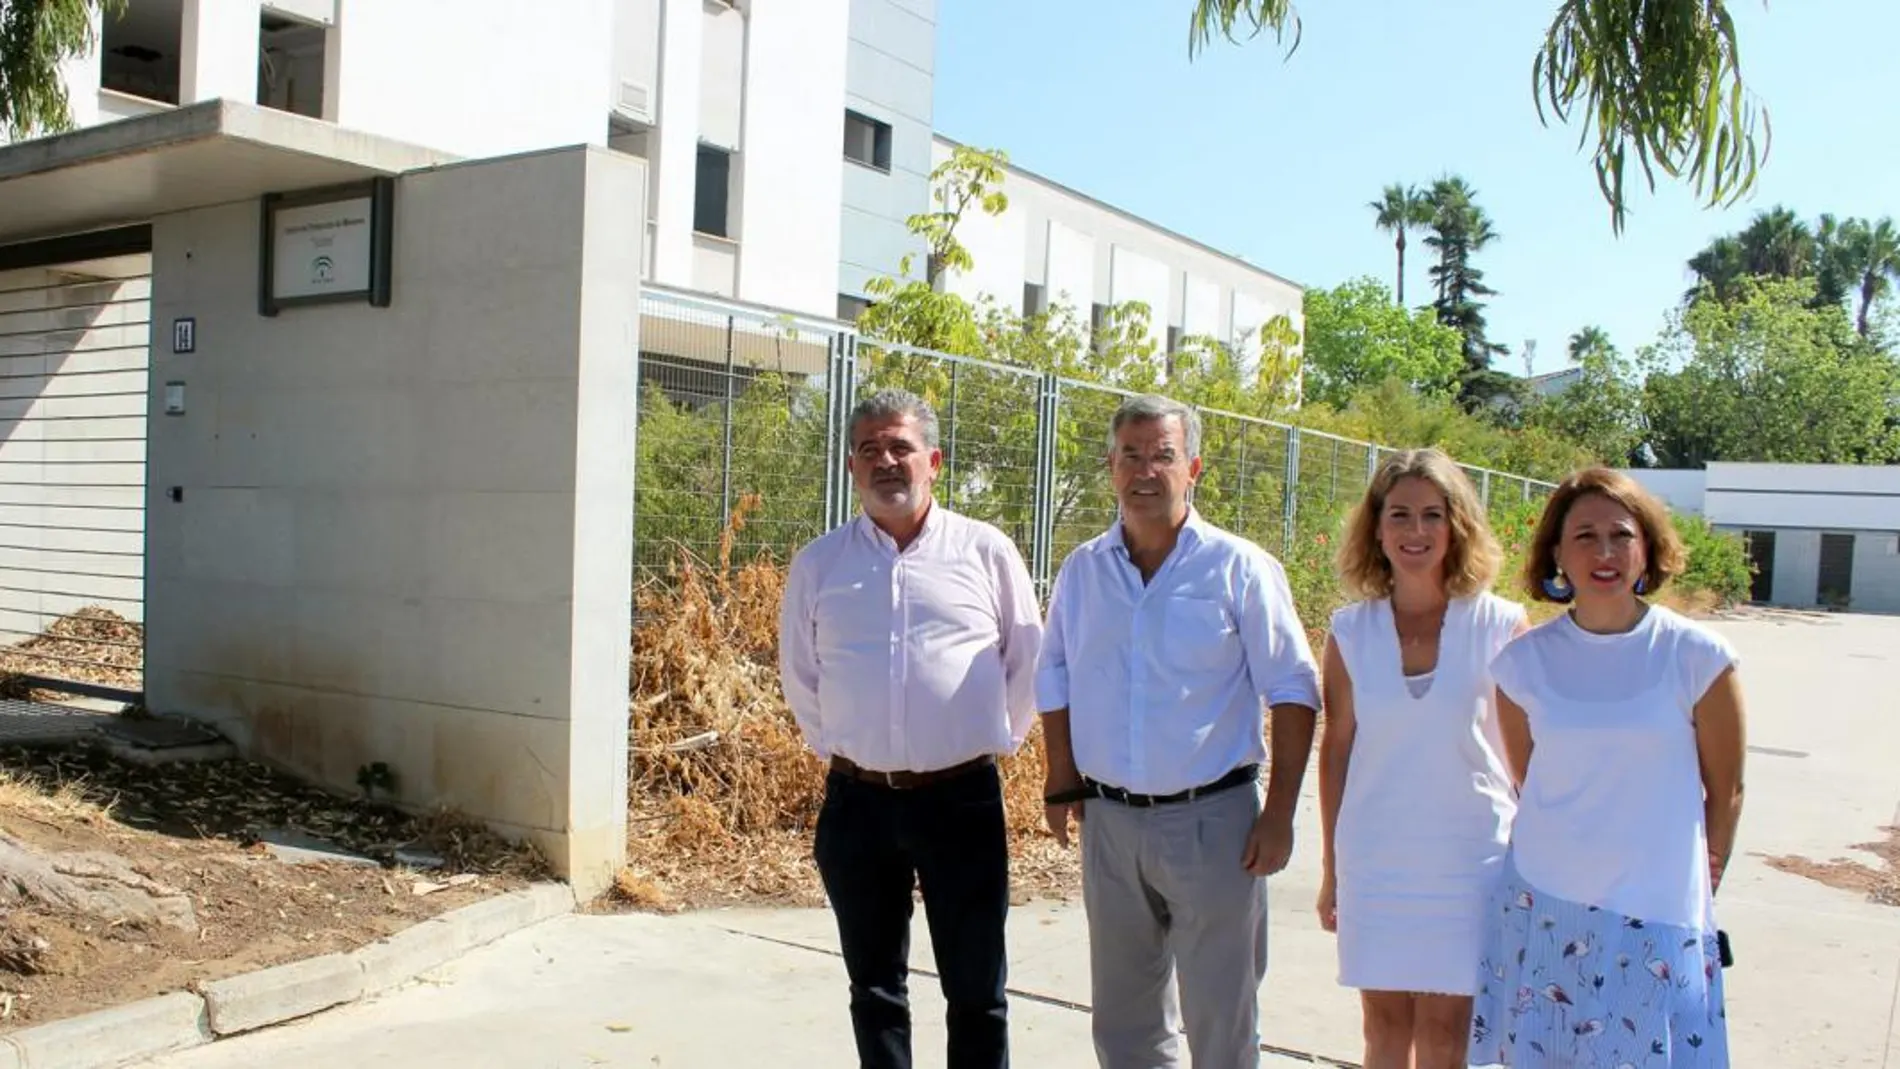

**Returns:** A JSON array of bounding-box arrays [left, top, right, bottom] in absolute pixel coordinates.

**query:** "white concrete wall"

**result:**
[[1110, 246, 1171, 329], [698, 3, 745, 151], [1044, 220, 1095, 316], [181, 0, 262, 106], [331, 0, 612, 158], [1182, 274, 1221, 339], [1704, 463, 1900, 531], [611, 0, 663, 120], [1849, 531, 1900, 614], [0, 266, 150, 644], [735, 0, 850, 315], [945, 197, 1027, 315], [55, 8, 105, 130], [142, 147, 641, 893], [1770, 529, 1822, 607], [1622, 468, 1708, 516], [649, 0, 703, 288]]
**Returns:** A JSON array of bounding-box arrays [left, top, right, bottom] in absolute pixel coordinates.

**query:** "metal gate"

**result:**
[[1817, 532, 1855, 610], [0, 253, 150, 700]]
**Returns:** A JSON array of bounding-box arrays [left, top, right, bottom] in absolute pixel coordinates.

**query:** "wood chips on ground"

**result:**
[[0, 739, 547, 1029]]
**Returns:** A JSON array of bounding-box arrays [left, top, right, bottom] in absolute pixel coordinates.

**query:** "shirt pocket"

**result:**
[[1160, 596, 1236, 674]]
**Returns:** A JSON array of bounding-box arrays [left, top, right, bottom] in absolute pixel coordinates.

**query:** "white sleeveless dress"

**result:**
[[1330, 593, 1526, 995]]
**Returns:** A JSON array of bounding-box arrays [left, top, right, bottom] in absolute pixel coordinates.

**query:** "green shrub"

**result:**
[[1670, 513, 1752, 604]]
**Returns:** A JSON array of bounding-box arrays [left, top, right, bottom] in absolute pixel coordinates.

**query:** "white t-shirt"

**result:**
[[1490, 605, 1738, 930]]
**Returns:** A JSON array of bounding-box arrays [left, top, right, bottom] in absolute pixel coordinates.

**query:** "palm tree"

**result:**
[[1838, 218, 1900, 338], [1737, 206, 1816, 280], [1686, 235, 1747, 304], [1370, 184, 1434, 306], [1187, 0, 1768, 232], [1568, 326, 1613, 364]]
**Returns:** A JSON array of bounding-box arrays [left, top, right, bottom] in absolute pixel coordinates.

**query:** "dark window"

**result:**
[[1022, 283, 1047, 317], [837, 294, 871, 322], [1166, 325, 1185, 354], [694, 145, 732, 238], [1743, 530, 1776, 603], [1817, 533, 1855, 608], [843, 111, 893, 171]]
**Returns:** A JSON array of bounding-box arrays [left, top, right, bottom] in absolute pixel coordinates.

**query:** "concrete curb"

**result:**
[[0, 881, 575, 1069]]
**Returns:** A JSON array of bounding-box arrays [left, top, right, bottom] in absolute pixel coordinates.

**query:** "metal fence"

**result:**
[[632, 287, 1556, 591]]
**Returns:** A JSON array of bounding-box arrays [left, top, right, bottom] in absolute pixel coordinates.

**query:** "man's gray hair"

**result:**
[[848, 387, 940, 449], [1108, 393, 1201, 458]]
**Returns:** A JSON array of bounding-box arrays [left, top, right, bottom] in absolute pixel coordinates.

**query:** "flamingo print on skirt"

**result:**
[[1469, 856, 1728, 1067]]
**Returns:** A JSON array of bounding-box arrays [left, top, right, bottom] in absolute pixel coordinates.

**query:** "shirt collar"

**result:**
[[1105, 505, 1207, 559], [856, 498, 943, 554]]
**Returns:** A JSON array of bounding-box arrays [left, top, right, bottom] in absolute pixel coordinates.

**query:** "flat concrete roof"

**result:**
[[0, 100, 457, 246]]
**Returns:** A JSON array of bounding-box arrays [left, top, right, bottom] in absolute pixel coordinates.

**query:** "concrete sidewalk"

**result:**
[[136, 612, 1900, 1068]]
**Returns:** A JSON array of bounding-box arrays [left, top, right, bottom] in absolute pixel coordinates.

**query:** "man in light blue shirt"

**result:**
[[1036, 393, 1322, 1069]]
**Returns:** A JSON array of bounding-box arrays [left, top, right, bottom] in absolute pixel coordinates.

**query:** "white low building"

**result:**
[[1625, 463, 1900, 613]]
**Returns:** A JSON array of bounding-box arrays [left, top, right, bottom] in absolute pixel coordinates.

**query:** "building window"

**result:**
[[101, 1, 182, 104], [694, 145, 733, 238], [1818, 532, 1855, 608], [1022, 283, 1047, 317], [257, 11, 329, 119], [1166, 325, 1184, 354], [837, 294, 871, 323], [843, 111, 893, 172]]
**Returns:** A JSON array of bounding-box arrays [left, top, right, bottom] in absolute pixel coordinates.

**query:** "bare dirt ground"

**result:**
[[0, 739, 546, 1030], [1763, 823, 1900, 907]]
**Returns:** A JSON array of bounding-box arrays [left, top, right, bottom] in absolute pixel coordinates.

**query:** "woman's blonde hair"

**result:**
[[1523, 466, 1687, 602], [1337, 447, 1502, 600]]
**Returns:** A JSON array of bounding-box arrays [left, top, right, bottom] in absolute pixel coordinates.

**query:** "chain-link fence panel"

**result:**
[[853, 341, 1043, 567], [634, 296, 839, 578], [1194, 410, 1290, 554], [1048, 379, 1130, 571]]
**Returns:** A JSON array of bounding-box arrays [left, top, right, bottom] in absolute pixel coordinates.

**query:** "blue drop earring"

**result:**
[[1542, 568, 1574, 601], [1634, 575, 1649, 596]]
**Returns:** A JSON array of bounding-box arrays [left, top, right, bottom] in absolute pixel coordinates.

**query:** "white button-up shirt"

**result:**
[[779, 503, 1042, 773], [1036, 510, 1321, 796]]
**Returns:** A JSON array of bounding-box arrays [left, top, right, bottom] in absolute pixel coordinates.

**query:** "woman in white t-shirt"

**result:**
[[1469, 468, 1747, 1068], [1319, 448, 1527, 1069]]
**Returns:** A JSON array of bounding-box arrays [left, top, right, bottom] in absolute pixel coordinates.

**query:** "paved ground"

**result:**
[[140, 611, 1900, 1068]]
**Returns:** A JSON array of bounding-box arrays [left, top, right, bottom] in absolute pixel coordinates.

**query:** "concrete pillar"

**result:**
[[181, 0, 263, 106], [144, 146, 642, 895]]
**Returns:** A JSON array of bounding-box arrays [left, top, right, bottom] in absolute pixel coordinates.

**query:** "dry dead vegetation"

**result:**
[[617, 498, 1074, 910], [0, 608, 144, 699]]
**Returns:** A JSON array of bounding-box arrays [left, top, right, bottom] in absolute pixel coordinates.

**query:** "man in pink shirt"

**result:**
[[779, 388, 1043, 1069]]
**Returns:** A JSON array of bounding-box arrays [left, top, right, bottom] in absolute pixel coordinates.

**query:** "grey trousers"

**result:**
[[1081, 780, 1268, 1069]]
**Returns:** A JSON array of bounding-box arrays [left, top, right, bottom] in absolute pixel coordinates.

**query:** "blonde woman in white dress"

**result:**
[[1317, 448, 1527, 1069]]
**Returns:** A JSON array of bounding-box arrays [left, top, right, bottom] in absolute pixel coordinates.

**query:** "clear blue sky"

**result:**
[[932, 0, 1900, 376]]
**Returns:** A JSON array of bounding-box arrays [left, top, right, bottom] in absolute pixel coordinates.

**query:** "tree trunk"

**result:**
[[1858, 277, 1876, 337], [1395, 231, 1407, 307], [0, 832, 197, 933]]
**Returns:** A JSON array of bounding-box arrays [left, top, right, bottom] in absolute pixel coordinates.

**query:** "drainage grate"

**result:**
[[0, 699, 114, 743]]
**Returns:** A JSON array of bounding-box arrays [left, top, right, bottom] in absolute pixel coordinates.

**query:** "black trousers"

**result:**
[[813, 760, 1011, 1069]]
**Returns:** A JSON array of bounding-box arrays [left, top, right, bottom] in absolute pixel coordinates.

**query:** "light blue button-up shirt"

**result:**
[[1035, 509, 1321, 796]]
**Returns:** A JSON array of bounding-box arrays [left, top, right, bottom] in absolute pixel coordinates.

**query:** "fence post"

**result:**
[[945, 360, 960, 510], [1481, 469, 1492, 509], [1281, 425, 1301, 553], [1030, 373, 1061, 593], [719, 315, 736, 533], [1235, 422, 1249, 533], [823, 332, 859, 531], [1366, 444, 1379, 485]]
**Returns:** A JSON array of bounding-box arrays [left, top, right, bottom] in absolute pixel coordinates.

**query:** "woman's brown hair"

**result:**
[[1523, 466, 1687, 602], [1337, 447, 1501, 600]]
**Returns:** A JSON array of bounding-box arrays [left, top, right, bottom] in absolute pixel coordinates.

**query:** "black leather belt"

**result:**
[[829, 754, 994, 789], [1080, 764, 1259, 808]]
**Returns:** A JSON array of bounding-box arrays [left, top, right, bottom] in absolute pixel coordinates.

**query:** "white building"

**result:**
[[33, 0, 1299, 337], [926, 136, 1303, 367], [1625, 463, 1900, 613]]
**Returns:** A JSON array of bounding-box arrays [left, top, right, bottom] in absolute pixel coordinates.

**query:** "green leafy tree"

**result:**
[[1, 0, 122, 139], [1641, 277, 1900, 466], [1186, 0, 1769, 232], [1526, 327, 1644, 464], [1299, 277, 1463, 407], [1837, 217, 1900, 338], [1369, 184, 1434, 307], [1425, 176, 1511, 408]]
